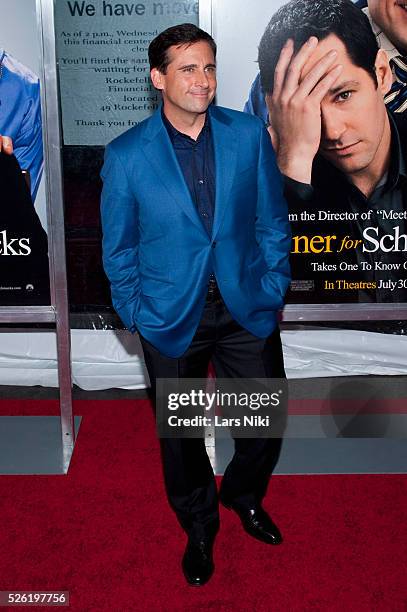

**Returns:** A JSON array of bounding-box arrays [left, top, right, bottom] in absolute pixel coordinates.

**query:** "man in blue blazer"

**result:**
[[101, 23, 291, 586]]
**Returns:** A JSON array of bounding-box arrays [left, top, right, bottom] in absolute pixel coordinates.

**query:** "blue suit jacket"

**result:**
[[101, 105, 291, 358]]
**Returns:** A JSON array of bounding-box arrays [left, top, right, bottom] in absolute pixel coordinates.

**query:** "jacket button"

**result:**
[[212, 242, 217, 248]]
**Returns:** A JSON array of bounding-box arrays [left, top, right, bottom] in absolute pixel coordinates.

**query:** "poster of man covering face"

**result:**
[[0, 0, 49, 305], [216, 0, 407, 306]]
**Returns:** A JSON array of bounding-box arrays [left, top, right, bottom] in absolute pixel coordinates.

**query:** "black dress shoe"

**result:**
[[221, 500, 282, 545], [182, 539, 215, 586]]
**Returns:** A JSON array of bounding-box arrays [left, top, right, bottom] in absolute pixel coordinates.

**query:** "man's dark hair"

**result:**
[[258, 0, 379, 94], [148, 23, 216, 73]]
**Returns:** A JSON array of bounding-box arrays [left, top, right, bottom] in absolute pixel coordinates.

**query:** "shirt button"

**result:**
[[201, 212, 208, 218], [198, 179, 204, 185]]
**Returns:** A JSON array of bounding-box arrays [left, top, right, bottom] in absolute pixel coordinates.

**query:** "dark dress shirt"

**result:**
[[162, 109, 216, 237]]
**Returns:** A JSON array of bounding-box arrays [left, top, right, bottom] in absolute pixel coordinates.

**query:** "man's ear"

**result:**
[[151, 68, 164, 90], [375, 49, 393, 96]]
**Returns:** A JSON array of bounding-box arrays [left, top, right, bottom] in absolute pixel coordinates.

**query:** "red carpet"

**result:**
[[0, 398, 406, 611]]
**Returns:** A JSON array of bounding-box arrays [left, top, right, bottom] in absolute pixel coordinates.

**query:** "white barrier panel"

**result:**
[[1, 330, 407, 390]]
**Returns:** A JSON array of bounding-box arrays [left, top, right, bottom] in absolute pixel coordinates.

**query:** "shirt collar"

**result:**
[[161, 107, 210, 144], [362, 7, 400, 62], [386, 111, 407, 191]]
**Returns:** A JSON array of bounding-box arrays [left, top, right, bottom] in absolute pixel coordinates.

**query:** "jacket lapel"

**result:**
[[209, 106, 238, 240], [142, 109, 205, 233], [141, 106, 239, 239]]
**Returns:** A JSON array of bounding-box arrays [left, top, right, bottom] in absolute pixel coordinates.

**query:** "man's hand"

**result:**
[[267, 37, 343, 184], [0, 136, 13, 155]]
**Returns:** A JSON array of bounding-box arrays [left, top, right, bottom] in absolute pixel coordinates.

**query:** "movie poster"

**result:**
[[286, 182, 407, 305], [214, 0, 407, 308], [54, 0, 199, 322], [0, 0, 50, 306]]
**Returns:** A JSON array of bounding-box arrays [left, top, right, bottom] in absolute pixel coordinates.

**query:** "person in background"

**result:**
[[357, 0, 407, 113], [0, 49, 43, 201]]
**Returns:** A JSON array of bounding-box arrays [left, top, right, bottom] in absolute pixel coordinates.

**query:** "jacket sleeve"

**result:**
[[100, 143, 140, 333], [255, 125, 292, 307]]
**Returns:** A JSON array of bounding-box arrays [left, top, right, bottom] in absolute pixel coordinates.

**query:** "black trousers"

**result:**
[[139, 283, 285, 543]]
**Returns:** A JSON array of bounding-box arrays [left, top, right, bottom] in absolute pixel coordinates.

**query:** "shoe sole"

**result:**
[[182, 566, 214, 587]]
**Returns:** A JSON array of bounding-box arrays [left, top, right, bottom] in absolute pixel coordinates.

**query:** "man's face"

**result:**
[[151, 40, 216, 122], [368, 0, 407, 54], [301, 34, 392, 180]]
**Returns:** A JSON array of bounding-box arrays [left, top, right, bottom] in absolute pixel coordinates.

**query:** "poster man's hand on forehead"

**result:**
[[267, 37, 342, 184], [0, 136, 13, 155]]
